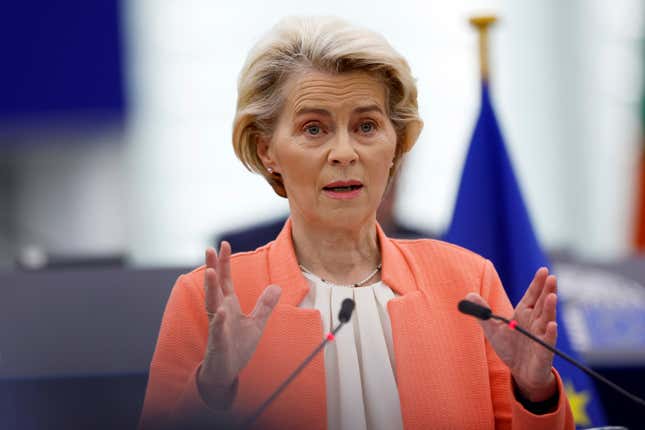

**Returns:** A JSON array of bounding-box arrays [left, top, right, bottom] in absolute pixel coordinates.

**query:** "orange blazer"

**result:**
[[139, 219, 574, 430]]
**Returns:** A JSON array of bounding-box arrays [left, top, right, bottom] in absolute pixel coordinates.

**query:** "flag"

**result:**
[[636, 145, 645, 251], [635, 84, 645, 251], [444, 83, 606, 427]]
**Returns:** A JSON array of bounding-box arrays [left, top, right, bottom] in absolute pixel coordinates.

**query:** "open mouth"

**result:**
[[323, 180, 364, 193], [323, 184, 363, 192]]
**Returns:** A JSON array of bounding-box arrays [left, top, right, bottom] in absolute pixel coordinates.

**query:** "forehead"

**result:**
[[282, 70, 388, 115]]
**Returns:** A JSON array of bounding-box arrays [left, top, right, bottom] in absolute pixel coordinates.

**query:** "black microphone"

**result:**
[[457, 299, 645, 408], [241, 298, 356, 429], [339, 297, 355, 322], [458, 299, 492, 320]]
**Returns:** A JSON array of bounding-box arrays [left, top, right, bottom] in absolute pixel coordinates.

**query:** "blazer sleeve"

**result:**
[[138, 273, 236, 430], [479, 259, 575, 430]]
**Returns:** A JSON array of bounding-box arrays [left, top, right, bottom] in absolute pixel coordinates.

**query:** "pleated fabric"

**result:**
[[299, 273, 403, 430]]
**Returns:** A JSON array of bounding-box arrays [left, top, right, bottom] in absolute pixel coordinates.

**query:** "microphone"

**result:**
[[457, 299, 645, 408], [458, 299, 491, 320], [241, 298, 356, 429], [339, 297, 355, 323]]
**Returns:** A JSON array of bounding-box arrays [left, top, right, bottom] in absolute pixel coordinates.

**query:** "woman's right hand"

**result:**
[[197, 241, 282, 410]]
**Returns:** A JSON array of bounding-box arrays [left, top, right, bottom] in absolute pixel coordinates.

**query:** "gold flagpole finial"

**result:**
[[469, 15, 498, 82]]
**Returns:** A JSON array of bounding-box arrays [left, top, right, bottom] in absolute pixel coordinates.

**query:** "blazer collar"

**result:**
[[376, 222, 418, 296], [267, 218, 418, 306]]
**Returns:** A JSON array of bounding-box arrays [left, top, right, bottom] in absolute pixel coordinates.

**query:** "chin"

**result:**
[[317, 207, 376, 230]]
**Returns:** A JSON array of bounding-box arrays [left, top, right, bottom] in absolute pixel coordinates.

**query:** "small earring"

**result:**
[[389, 161, 394, 168], [267, 167, 274, 174]]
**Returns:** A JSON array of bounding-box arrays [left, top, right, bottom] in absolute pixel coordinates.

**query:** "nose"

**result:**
[[328, 131, 358, 166]]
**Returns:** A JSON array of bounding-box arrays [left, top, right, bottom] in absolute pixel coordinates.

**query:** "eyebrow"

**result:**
[[294, 104, 385, 117], [354, 104, 385, 115], [294, 107, 331, 117]]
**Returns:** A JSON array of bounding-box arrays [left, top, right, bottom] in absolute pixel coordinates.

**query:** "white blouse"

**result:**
[[299, 272, 404, 430]]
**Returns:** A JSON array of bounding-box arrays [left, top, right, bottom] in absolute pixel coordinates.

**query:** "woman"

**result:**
[[139, 16, 574, 430]]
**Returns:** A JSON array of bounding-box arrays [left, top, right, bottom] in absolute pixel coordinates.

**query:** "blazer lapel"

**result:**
[[377, 225, 435, 429], [377, 222, 419, 297], [381, 233, 489, 429], [235, 218, 326, 430]]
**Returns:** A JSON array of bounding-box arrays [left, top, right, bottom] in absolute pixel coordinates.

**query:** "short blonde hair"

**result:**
[[232, 16, 423, 197]]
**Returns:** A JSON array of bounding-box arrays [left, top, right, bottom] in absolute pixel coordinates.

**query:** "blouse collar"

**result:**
[[267, 218, 418, 306]]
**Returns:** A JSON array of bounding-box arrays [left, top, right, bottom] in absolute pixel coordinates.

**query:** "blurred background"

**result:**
[[1, 0, 644, 429]]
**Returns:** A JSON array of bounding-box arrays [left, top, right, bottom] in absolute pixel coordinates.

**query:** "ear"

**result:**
[[256, 134, 278, 172]]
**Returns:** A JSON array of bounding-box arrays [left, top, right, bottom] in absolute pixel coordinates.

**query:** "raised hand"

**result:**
[[465, 267, 558, 402], [197, 241, 282, 409]]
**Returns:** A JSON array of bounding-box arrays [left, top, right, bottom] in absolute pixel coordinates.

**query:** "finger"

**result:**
[[530, 319, 557, 376], [217, 241, 235, 296], [535, 293, 558, 334], [516, 267, 548, 311], [251, 284, 282, 329], [203, 248, 216, 294], [465, 292, 489, 309], [204, 247, 220, 300], [464, 292, 504, 337], [206, 247, 218, 268], [533, 275, 557, 321], [205, 267, 223, 314], [544, 320, 558, 348]]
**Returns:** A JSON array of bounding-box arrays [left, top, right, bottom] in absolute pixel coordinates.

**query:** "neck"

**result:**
[[291, 216, 381, 286]]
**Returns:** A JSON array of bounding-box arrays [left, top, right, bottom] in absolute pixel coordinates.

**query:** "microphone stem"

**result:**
[[240, 321, 347, 429], [490, 315, 645, 407]]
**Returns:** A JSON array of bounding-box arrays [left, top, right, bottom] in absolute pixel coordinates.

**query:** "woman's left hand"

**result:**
[[464, 267, 558, 402]]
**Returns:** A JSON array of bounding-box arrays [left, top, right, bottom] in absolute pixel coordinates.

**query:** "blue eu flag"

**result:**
[[444, 83, 606, 428]]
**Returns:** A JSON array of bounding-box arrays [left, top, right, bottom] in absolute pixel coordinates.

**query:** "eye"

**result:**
[[304, 123, 322, 136], [359, 121, 376, 134]]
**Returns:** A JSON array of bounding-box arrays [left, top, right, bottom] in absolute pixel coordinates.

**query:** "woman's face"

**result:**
[[258, 70, 398, 230]]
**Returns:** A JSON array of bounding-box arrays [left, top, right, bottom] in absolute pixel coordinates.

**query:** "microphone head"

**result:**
[[458, 300, 492, 320], [338, 298, 355, 323]]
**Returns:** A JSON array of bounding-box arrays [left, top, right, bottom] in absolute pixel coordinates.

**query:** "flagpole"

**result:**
[[469, 15, 497, 83]]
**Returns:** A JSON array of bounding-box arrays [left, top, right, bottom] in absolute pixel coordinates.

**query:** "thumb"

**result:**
[[463, 292, 498, 336], [464, 292, 490, 309]]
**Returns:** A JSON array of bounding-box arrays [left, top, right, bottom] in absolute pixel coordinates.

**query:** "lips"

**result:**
[[323, 180, 363, 192]]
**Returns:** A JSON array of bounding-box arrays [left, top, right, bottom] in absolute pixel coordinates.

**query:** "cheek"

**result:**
[[280, 146, 315, 174], [362, 149, 394, 189], [273, 143, 323, 193], [376, 122, 397, 153], [370, 135, 397, 187], [271, 133, 300, 171], [375, 133, 397, 168]]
